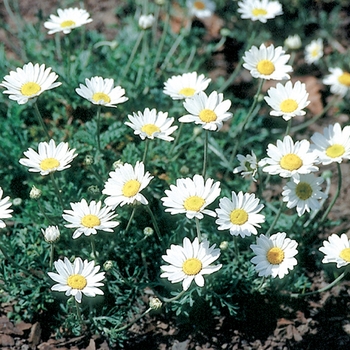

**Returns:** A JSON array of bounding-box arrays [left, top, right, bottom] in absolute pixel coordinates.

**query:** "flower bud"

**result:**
[[219, 241, 229, 250], [103, 260, 114, 271], [284, 34, 302, 50], [84, 155, 94, 166], [144, 227, 154, 237], [42, 225, 60, 243], [149, 296, 162, 310], [139, 14, 155, 29], [30, 185, 42, 199], [113, 160, 124, 169]]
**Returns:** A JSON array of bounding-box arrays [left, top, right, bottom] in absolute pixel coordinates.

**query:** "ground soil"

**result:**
[[1, 1, 350, 349]]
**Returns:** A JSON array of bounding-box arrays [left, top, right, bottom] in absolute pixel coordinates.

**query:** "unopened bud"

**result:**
[[84, 155, 94, 166], [30, 185, 42, 199], [149, 296, 162, 310], [220, 241, 229, 250], [144, 227, 154, 237], [42, 225, 60, 243], [139, 14, 155, 30], [88, 185, 100, 196], [103, 260, 114, 271], [113, 160, 123, 169]]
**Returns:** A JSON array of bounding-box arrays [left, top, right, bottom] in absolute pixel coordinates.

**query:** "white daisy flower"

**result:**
[[0, 62, 61, 105], [42, 225, 60, 243], [319, 233, 350, 268], [62, 199, 119, 239], [284, 34, 302, 50], [160, 237, 222, 291], [233, 151, 259, 181], [304, 39, 323, 64], [310, 123, 350, 165], [48, 257, 105, 303], [237, 0, 283, 23], [163, 72, 211, 100], [264, 80, 310, 121], [44, 7, 93, 35], [19, 139, 77, 176], [215, 191, 265, 238], [282, 173, 327, 217], [180, 91, 232, 131], [323, 67, 350, 97], [186, 0, 216, 18], [250, 232, 298, 278], [0, 188, 13, 229], [260, 135, 318, 178], [243, 43, 292, 80], [138, 14, 155, 29], [125, 108, 178, 141], [75, 76, 128, 108], [161, 174, 221, 220], [103, 161, 153, 209]]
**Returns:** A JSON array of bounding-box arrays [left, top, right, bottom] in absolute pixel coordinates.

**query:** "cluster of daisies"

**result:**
[[1, 2, 350, 306]]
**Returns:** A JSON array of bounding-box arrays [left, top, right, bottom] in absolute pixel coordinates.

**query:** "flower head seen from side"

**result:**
[[63, 199, 119, 239], [180, 91, 232, 131], [125, 108, 178, 141], [42, 225, 60, 243], [264, 80, 310, 121], [48, 257, 105, 303], [138, 14, 155, 29], [260, 135, 318, 178], [44, 7, 93, 34], [103, 161, 153, 209], [215, 191, 265, 238], [161, 174, 221, 220], [75, 76, 128, 107], [284, 34, 302, 51], [163, 72, 211, 100], [237, 0, 283, 23], [160, 237, 222, 291], [250, 232, 298, 278], [0, 62, 61, 105], [304, 39, 323, 64], [243, 43, 292, 80], [19, 139, 77, 176], [186, 0, 216, 18], [310, 123, 350, 165], [282, 173, 327, 217], [0, 188, 13, 229], [323, 68, 350, 97], [233, 150, 259, 181], [319, 233, 350, 268]]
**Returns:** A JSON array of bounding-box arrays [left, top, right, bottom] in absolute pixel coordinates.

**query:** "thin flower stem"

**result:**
[[50, 173, 64, 209], [195, 217, 201, 241], [55, 32, 62, 61], [96, 105, 102, 152], [125, 207, 136, 234], [234, 236, 240, 261], [161, 289, 186, 303], [144, 204, 164, 248], [50, 243, 55, 269], [122, 31, 145, 81], [75, 299, 84, 326], [91, 236, 97, 261], [33, 102, 50, 140], [266, 200, 285, 237], [202, 130, 209, 178], [142, 138, 150, 165], [113, 307, 152, 332], [285, 118, 292, 137], [153, 11, 169, 70], [135, 28, 149, 86], [320, 162, 342, 224], [170, 122, 184, 155]]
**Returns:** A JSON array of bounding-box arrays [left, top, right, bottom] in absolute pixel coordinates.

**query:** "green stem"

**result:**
[[50, 243, 55, 269], [144, 204, 164, 248], [202, 130, 209, 178], [55, 32, 62, 61], [266, 200, 285, 237], [195, 217, 201, 241], [285, 118, 292, 137], [124, 207, 136, 234], [153, 11, 169, 70], [234, 236, 240, 261], [320, 162, 342, 224], [113, 307, 152, 332], [170, 122, 184, 155], [91, 236, 97, 261], [75, 299, 84, 326], [33, 102, 50, 140], [161, 289, 186, 303], [96, 105, 102, 152], [50, 173, 64, 209], [135, 28, 149, 86], [142, 138, 150, 165]]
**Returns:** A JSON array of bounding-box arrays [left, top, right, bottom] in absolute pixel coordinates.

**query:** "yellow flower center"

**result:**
[[295, 182, 313, 200], [311, 48, 320, 57], [60, 20, 76, 28], [339, 248, 350, 262], [256, 60, 275, 75], [179, 87, 196, 96], [81, 214, 101, 228], [230, 209, 248, 225], [279, 153, 303, 171], [20, 82, 41, 96], [122, 179, 141, 197], [267, 247, 284, 265], [338, 72, 350, 87], [182, 258, 202, 275], [252, 8, 268, 16], [141, 124, 161, 136], [199, 109, 217, 123], [326, 144, 345, 158], [193, 1, 206, 10], [184, 195, 205, 212], [40, 158, 60, 171], [280, 99, 298, 113], [67, 274, 87, 290], [92, 92, 111, 103]]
